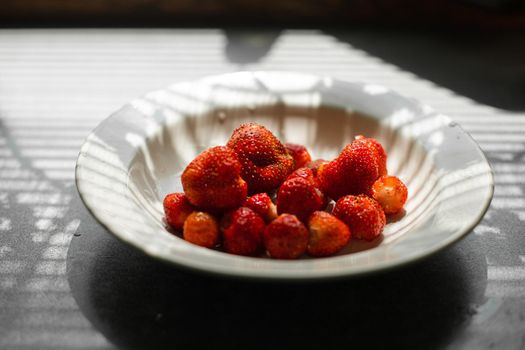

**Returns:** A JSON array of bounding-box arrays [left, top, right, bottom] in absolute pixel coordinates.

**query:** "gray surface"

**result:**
[[0, 28, 524, 349]]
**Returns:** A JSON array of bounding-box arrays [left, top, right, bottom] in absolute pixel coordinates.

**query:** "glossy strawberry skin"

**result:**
[[354, 135, 387, 177], [307, 211, 351, 257], [221, 207, 266, 256], [263, 214, 309, 259], [285, 167, 328, 208], [285, 143, 312, 170], [227, 123, 294, 194], [163, 192, 195, 231], [318, 139, 380, 200], [277, 175, 326, 222], [183, 212, 220, 248], [181, 146, 248, 211], [332, 195, 385, 241], [244, 193, 277, 222], [286, 167, 318, 185], [371, 175, 408, 214]]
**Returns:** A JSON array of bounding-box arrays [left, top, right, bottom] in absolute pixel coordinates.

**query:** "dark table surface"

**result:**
[[0, 28, 524, 349]]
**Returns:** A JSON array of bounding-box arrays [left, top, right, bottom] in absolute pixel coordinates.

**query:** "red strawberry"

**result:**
[[221, 207, 266, 256], [227, 123, 294, 194], [244, 193, 277, 222], [277, 174, 326, 222], [286, 167, 318, 185], [163, 192, 195, 230], [183, 212, 220, 248], [355, 135, 387, 176], [317, 138, 380, 199], [284, 167, 328, 209], [333, 195, 385, 241], [307, 211, 351, 257], [371, 175, 408, 214], [306, 159, 328, 177], [285, 143, 312, 170], [263, 214, 308, 259], [181, 146, 247, 211]]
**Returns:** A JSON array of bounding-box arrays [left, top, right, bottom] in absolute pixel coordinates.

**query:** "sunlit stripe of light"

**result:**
[[1, 330, 109, 348], [0, 169, 35, 179], [15, 138, 84, 147], [0, 158, 21, 168], [495, 174, 525, 184], [0, 218, 12, 231], [34, 219, 56, 231], [0, 260, 26, 274], [16, 192, 71, 205], [15, 311, 93, 328], [471, 133, 525, 142], [10, 130, 90, 138], [21, 148, 80, 158], [30, 232, 51, 244], [31, 159, 76, 170], [35, 261, 66, 275], [488, 266, 525, 281], [473, 224, 501, 236], [0, 149, 13, 157], [42, 246, 69, 260], [48, 233, 73, 246], [0, 72, 213, 84], [24, 277, 69, 292], [493, 164, 525, 173], [491, 198, 525, 209], [485, 282, 525, 298], [4, 120, 98, 127], [494, 185, 523, 196], [0, 64, 234, 74], [0, 58, 233, 67], [460, 124, 525, 132], [32, 206, 68, 219], [0, 180, 53, 191], [479, 143, 525, 152], [43, 170, 75, 180], [18, 293, 78, 309]]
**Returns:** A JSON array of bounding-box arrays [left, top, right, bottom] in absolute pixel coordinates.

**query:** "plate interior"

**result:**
[[76, 71, 493, 279]]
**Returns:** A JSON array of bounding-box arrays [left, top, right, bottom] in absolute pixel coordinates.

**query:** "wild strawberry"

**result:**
[[307, 211, 351, 257], [163, 192, 195, 231], [333, 195, 385, 241], [263, 214, 308, 259], [354, 135, 387, 176], [221, 207, 266, 256], [285, 143, 312, 170], [244, 193, 277, 222], [181, 146, 247, 211], [227, 123, 294, 194], [306, 159, 328, 177], [277, 175, 326, 222], [183, 212, 220, 248], [317, 138, 380, 199], [371, 175, 408, 214]]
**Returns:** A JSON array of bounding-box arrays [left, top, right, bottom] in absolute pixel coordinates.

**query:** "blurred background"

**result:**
[[2, 0, 525, 29], [2, 0, 524, 109]]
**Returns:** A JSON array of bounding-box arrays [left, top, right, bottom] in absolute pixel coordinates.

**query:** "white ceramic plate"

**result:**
[[75, 71, 494, 280]]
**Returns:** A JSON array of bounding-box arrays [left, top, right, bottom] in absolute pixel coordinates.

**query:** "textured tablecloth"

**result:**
[[0, 29, 524, 349]]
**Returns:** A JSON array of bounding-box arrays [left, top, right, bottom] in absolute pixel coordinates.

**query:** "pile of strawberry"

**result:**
[[163, 123, 407, 259]]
